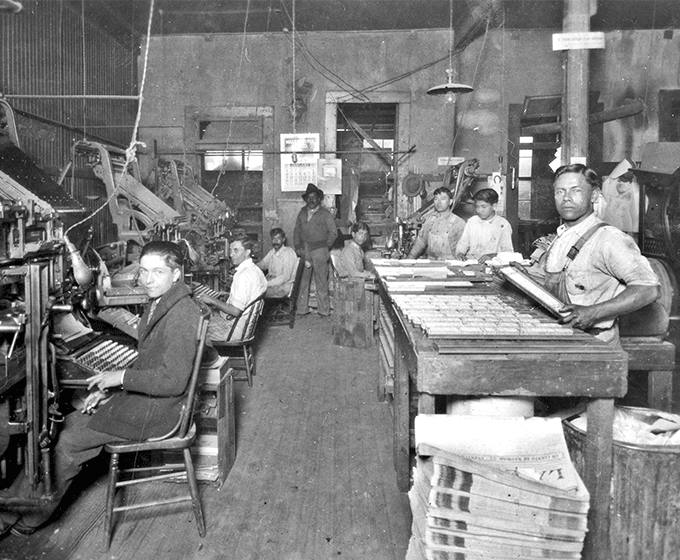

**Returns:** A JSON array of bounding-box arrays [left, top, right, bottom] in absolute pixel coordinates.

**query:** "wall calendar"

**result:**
[[280, 133, 320, 192]]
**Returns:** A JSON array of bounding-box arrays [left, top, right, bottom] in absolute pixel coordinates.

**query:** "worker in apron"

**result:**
[[407, 186, 466, 260], [534, 163, 659, 347]]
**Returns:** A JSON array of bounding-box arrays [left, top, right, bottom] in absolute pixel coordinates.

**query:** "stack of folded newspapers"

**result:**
[[406, 415, 590, 560]]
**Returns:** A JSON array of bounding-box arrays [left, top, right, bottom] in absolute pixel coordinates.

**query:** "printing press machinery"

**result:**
[[146, 156, 233, 290], [0, 130, 88, 510], [382, 159, 480, 259], [0, 102, 140, 510], [0, 99, 239, 514], [71, 140, 232, 304], [147, 157, 232, 241]]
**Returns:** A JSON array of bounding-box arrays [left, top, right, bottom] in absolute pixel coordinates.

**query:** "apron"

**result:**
[[543, 222, 619, 344], [543, 222, 607, 304], [427, 214, 457, 260], [543, 269, 571, 306]]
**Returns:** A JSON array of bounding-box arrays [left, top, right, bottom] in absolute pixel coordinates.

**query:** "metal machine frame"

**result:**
[[73, 140, 182, 245]]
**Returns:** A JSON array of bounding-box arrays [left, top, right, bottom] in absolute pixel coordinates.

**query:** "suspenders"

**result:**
[[559, 222, 608, 270]]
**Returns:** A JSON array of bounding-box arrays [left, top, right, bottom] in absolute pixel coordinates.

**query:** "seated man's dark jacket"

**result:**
[[88, 281, 202, 440]]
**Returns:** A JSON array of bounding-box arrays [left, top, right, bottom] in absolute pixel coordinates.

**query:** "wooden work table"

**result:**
[[372, 259, 628, 560]]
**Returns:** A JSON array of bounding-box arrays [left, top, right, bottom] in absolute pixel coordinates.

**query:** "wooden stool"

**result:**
[[195, 357, 236, 484], [332, 278, 375, 348]]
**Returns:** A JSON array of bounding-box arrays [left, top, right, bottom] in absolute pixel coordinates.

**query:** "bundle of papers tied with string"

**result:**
[[405, 415, 589, 560]]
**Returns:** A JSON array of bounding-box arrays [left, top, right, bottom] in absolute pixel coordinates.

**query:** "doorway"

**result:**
[[336, 103, 397, 244], [325, 91, 411, 248], [507, 95, 603, 256]]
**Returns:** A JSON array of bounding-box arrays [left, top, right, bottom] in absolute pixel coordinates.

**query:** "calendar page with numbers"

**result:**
[[280, 133, 319, 192]]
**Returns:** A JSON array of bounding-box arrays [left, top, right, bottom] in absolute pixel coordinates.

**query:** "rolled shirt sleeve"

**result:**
[[455, 222, 471, 257], [564, 225, 659, 329]]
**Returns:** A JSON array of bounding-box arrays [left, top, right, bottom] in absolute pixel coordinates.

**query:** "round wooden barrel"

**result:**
[[564, 408, 680, 560]]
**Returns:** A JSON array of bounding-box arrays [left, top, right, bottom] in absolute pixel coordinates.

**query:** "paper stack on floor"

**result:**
[[405, 415, 590, 560]]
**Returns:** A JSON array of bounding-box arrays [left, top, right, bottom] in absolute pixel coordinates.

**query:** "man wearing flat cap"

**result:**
[[293, 183, 338, 317]]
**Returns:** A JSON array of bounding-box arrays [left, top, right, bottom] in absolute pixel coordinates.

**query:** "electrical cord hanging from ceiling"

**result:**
[[209, 0, 252, 197], [359, 13, 493, 96], [232, 0, 255, 210], [499, 7, 506, 167], [278, 0, 495, 102], [450, 16, 490, 157], [360, 50, 460, 94], [81, 0, 87, 139], [292, 0, 297, 134], [65, 0, 156, 238], [328, 15, 492, 159], [291, 33, 369, 102], [278, 0, 369, 101]]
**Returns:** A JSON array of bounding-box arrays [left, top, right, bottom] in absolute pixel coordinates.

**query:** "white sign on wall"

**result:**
[[317, 158, 342, 195], [437, 156, 465, 167], [552, 32, 605, 51]]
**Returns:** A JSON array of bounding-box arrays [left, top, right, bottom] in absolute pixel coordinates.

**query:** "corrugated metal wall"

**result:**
[[1, 0, 138, 246]]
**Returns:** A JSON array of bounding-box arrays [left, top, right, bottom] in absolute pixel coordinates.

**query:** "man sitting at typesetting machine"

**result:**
[[0, 241, 205, 537]]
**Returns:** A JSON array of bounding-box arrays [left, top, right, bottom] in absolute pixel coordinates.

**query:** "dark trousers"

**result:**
[[298, 246, 331, 316], [7, 410, 125, 528]]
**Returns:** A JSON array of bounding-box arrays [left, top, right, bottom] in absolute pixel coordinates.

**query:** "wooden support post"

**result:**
[[581, 398, 614, 560], [561, 0, 595, 163]]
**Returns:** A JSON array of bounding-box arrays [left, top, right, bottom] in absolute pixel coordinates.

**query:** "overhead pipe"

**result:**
[[4, 94, 139, 101]]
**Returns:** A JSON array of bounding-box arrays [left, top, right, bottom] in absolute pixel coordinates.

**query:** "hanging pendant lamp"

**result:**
[[427, 69, 474, 96], [428, 0, 473, 99]]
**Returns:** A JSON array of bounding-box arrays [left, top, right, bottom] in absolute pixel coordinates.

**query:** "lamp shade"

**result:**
[[427, 68, 473, 96], [427, 82, 474, 96]]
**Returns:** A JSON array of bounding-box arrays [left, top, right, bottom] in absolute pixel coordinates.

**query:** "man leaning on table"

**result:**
[[529, 163, 659, 347], [407, 186, 465, 261]]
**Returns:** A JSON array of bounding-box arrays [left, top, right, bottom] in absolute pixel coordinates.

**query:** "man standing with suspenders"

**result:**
[[534, 163, 660, 347]]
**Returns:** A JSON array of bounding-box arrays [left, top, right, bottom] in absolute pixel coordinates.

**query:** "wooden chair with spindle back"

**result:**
[[212, 294, 265, 387], [102, 313, 209, 549], [262, 257, 306, 328]]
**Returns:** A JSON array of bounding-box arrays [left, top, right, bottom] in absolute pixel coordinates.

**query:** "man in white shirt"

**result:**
[[257, 228, 298, 298], [197, 234, 267, 340], [455, 188, 513, 262]]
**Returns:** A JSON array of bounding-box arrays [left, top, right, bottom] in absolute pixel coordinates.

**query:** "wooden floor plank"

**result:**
[[0, 314, 410, 559]]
